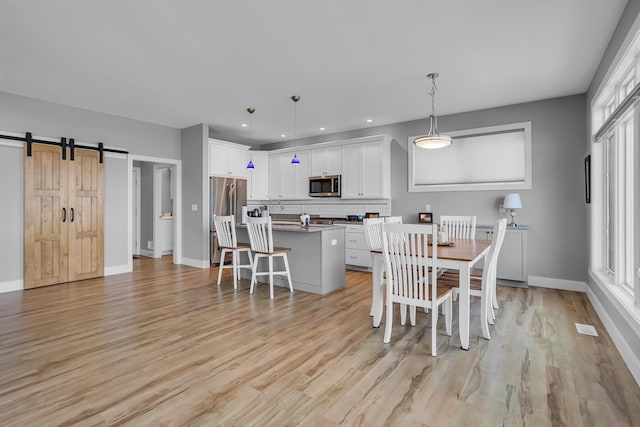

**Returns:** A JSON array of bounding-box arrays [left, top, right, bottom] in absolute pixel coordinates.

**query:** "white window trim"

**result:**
[[407, 121, 532, 193]]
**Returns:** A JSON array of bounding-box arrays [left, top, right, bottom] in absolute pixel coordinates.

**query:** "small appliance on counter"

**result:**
[[300, 214, 310, 227]]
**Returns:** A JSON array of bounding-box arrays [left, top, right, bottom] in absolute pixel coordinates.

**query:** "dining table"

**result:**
[[370, 237, 492, 350]]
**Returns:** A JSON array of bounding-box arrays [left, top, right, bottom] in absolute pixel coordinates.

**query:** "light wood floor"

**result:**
[[0, 257, 638, 426]]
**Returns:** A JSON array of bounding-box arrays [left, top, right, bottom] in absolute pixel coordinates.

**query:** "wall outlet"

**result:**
[[331, 239, 337, 246], [191, 204, 198, 212], [147, 240, 154, 250], [425, 204, 431, 212]]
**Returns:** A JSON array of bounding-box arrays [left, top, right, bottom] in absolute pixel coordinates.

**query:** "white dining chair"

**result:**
[[246, 216, 293, 299], [213, 215, 253, 290], [439, 218, 507, 339], [440, 215, 477, 239], [381, 223, 452, 356]]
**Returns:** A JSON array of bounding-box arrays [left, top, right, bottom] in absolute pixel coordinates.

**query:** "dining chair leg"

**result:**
[[250, 254, 259, 294], [480, 291, 491, 340], [445, 297, 452, 336], [217, 249, 227, 286], [492, 282, 499, 310], [383, 297, 393, 343], [409, 305, 416, 326], [282, 254, 293, 292], [232, 250, 238, 290], [268, 255, 274, 299], [400, 303, 407, 326], [431, 301, 438, 357]]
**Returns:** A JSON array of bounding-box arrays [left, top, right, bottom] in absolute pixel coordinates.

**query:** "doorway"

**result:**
[[128, 155, 182, 271]]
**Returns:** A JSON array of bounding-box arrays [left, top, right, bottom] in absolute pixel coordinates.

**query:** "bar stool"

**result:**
[[213, 215, 253, 290], [246, 216, 293, 299]]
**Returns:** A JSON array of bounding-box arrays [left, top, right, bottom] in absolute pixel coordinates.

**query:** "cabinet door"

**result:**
[[360, 141, 384, 198], [227, 148, 247, 178], [269, 154, 283, 198], [294, 150, 311, 199], [247, 152, 269, 200], [209, 144, 228, 176], [341, 144, 361, 198], [311, 146, 342, 176], [497, 230, 528, 281]]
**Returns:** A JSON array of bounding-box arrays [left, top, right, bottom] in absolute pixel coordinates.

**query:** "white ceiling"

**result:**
[[0, 0, 627, 143]]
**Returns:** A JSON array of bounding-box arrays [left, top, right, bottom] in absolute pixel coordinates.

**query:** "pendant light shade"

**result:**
[[246, 107, 256, 169], [291, 95, 301, 165], [414, 73, 452, 149]]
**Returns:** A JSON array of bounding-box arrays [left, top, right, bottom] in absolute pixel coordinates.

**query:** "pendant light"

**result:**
[[290, 95, 301, 165], [246, 107, 255, 169], [414, 73, 452, 149]]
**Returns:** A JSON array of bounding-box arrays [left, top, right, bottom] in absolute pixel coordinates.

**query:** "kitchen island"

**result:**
[[236, 223, 346, 295]]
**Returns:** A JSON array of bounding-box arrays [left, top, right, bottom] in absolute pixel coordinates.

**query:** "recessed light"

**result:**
[[241, 123, 247, 127], [320, 127, 325, 131], [281, 134, 286, 138], [366, 119, 373, 123]]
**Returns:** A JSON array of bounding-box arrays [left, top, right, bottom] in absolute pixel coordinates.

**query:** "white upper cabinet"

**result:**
[[341, 137, 390, 199], [208, 139, 250, 178], [247, 151, 269, 200], [269, 150, 310, 199], [310, 146, 342, 176]]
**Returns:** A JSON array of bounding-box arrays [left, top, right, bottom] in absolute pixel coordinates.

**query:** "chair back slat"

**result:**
[[213, 215, 237, 248], [363, 218, 385, 250], [440, 215, 477, 239], [382, 223, 437, 307], [482, 218, 507, 284], [246, 216, 274, 253]]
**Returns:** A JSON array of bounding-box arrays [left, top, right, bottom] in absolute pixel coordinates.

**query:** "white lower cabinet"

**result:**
[[475, 226, 528, 282], [342, 223, 372, 269]]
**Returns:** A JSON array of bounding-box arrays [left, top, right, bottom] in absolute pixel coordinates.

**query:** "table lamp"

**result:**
[[503, 193, 522, 227]]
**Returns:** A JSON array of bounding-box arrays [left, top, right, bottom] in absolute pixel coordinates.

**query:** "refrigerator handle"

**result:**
[[228, 183, 235, 216]]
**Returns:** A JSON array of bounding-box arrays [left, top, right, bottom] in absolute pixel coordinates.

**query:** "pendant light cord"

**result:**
[[428, 75, 437, 117]]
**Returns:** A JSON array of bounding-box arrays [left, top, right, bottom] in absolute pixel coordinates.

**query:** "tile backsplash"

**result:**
[[246, 199, 391, 218]]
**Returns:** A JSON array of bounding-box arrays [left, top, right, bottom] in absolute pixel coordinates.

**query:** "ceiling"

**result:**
[[0, 1, 627, 143]]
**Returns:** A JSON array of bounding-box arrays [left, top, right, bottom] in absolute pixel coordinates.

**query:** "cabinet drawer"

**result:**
[[345, 232, 368, 250], [343, 224, 363, 233], [346, 249, 372, 267]]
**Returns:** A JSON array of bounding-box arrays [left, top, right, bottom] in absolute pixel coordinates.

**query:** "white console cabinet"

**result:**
[[475, 225, 528, 282]]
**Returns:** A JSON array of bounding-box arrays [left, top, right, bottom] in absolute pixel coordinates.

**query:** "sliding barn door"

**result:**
[[24, 144, 69, 288], [24, 143, 104, 289], [68, 148, 104, 281]]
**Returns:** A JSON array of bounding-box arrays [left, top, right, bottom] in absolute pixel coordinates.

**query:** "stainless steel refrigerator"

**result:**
[[210, 177, 247, 265]]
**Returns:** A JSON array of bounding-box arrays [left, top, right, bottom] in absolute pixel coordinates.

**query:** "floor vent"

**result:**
[[575, 323, 598, 336]]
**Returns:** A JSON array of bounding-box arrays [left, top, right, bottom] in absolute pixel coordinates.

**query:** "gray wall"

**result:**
[[181, 124, 209, 263], [140, 162, 155, 249], [0, 145, 23, 283], [262, 94, 588, 283], [585, 0, 640, 371], [0, 91, 181, 284], [104, 156, 129, 268]]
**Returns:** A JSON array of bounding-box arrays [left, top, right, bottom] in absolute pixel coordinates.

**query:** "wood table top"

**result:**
[[371, 238, 491, 262]]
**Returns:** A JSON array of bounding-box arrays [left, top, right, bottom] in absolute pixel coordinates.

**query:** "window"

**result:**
[[592, 42, 640, 308], [408, 122, 532, 192]]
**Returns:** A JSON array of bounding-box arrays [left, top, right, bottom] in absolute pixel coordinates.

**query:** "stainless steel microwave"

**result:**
[[309, 175, 341, 197]]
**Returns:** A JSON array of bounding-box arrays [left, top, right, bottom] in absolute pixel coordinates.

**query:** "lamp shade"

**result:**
[[503, 193, 522, 209]]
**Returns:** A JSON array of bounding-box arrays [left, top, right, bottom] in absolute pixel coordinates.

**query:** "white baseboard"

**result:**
[[587, 286, 640, 385], [528, 275, 587, 292], [139, 249, 154, 258], [181, 257, 210, 269], [0, 280, 23, 293], [105, 265, 132, 276]]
